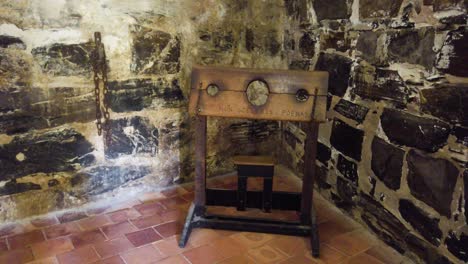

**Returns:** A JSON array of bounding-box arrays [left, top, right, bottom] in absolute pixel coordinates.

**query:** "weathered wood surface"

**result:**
[[232, 155, 275, 166], [188, 65, 329, 122]]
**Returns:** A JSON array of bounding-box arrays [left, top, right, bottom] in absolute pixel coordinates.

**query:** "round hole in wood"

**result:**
[[246, 80, 269, 106]]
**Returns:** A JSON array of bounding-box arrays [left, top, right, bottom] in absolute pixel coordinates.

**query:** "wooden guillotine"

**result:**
[[179, 65, 328, 257]]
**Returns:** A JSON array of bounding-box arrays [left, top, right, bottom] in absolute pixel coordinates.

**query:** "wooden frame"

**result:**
[[179, 65, 328, 258]]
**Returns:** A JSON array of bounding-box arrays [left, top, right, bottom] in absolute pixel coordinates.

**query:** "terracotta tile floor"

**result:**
[[0, 171, 412, 264]]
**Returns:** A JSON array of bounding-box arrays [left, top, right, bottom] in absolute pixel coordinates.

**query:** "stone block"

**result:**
[[356, 31, 386, 65], [108, 78, 185, 112], [406, 149, 459, 217], [465, 170, 468, 224], [0, 181, 41, 196], [285, 0, 309, 21], [330, 119, 364, 161], [421, 84, 468, 126], [320, 31, 350, 52], [371, 137, 404, 190], [299, 32, 315, 59], [0, 35, 26, 49], [317, 142, 331, 165], [337, 154, 358, 185], [0, 128, 94, 180], [105, 116, 158, 159], [445, 232, 468, 262], [72, 166, 151, 196], [399, 199, 442, 246], [315, 53, 352, 97], [313, 0, 351, 21], [32, 42, 93, 76], [359, 193, 408, 253], [388, 27, 436, 69], [333, 177, 357, 211], [354, 65, 410, 106], [333, 99, 369, 123], [433, 0, 466, 11], [316, 165, 331, 189], [405, 234, 454, 264], [380, 108, 450, 152], [360, 0, 404, 19], [0, 113, 49, 135], [437, 27, 468, 77], [131, 27, 180, 74], [452, 126, 467, 146]]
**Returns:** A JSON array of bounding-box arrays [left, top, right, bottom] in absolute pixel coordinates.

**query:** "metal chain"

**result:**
[[92, 32, 112, 147]]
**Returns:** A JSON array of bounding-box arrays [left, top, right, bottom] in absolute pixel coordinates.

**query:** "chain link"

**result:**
[[92, 32, 112, 147]]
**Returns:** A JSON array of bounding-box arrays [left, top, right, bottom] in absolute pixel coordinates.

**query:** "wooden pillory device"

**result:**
[[179, 65, 329, 257]]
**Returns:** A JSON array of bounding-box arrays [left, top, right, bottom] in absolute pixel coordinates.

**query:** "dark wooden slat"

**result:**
[[206, 188, 302, 211]]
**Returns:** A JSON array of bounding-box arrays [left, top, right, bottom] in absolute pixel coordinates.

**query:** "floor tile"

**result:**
[[247, 244, 289, 263], [25, 257, 59, 264], [230, 232, 274, 249], [217, 254, 256, 264], [328, 230, 375, 256], [343, 253, 384, 264], [131, 215, 164, 229], [107, 208, 141, 223], [133, 202, 166, 217], [121, 244, 166, 264], [56, 245, 100, 264], [31, 237, 74, 260], [187, 228, 221, 247], [77, 215, 112, 231], [159, 197, 187, 211], [309, 243, 347, 264], [366, 245, 405, 264], [210, 236, 247, 259], [280, 254, 319, 264], [160, 209, 185, 223], [30, 216, 60, 228], [91, 255, 126, 264], [153, 221, 182, 238], [57, 212, 88, 223], [267, 235, 309, 257], [0, 248, 35, 264], [70, 229, 106, 248], [153, 236, 192, 257], [101, 221, 137, 240], [93, 237, 134, 259], [182, 244, 225, 264], [8, 229, 45, 249], [44, 222, 81, 239], [125, 228, 163, 247], [317, 220, 356, 243], [157, 255, 189, 264], [0, 238, 8, 252]]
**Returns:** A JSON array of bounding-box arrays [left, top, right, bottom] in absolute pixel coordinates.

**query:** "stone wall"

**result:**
[[281, 0, 467, 263], [0, 0, 285, 222]]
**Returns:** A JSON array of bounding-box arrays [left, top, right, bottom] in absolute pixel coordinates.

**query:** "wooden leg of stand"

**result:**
[[179, 116, 207, 248], [301, 122, 320, 257]]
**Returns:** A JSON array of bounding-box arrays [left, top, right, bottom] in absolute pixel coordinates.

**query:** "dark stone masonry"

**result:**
[[333, 99, 369, 124], [330, 119, 364, 161], [381, 108, 451, 153], [406, 150, 459, 217], [315, 53, 352, 97], [399, 199, 442, 246], [0, 128, 94, 180], [371, 137, 404, 190]]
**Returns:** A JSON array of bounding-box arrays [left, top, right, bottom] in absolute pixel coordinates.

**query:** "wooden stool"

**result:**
[[233, 155, 275, 212]]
